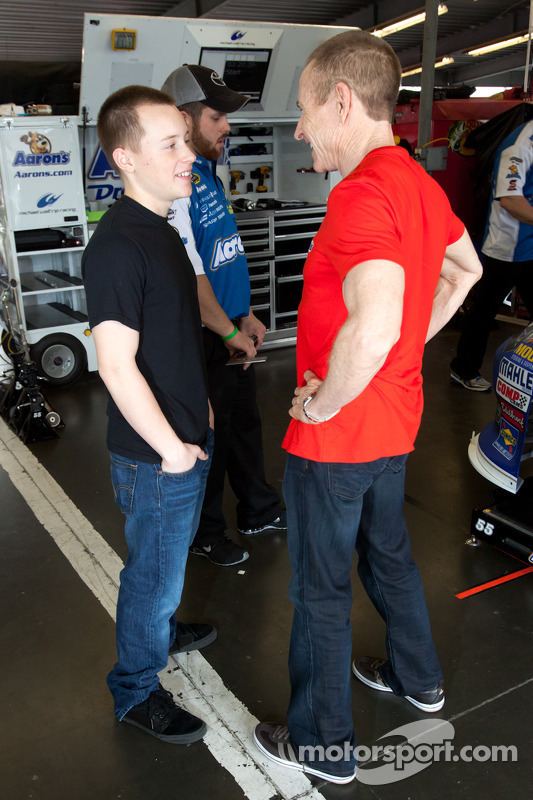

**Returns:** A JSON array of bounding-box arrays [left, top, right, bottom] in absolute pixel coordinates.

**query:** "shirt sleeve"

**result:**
[[448, 212, 465, 245], [168, 198, 205, 276], [324, 182, 408, 281], [494, 130, 533, 200], [82, 233, 145, 331]]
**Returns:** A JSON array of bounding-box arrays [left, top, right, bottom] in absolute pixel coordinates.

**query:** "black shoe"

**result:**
[[352, 656, 445, 713], [169, 622, 217, 655], [253, 722, 357, 785], [190, 537, 249, 566], [121, 684, 206, 744], [238, 510, 287, 536]]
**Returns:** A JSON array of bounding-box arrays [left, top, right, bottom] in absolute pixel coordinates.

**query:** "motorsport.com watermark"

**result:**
[[297, 720, 518, 785]]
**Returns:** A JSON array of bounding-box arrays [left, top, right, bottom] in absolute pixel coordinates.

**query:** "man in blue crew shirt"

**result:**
[[163, 65, 286, 567], [451, 119, 533, 391]]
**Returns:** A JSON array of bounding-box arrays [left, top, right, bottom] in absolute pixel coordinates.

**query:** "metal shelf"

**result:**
[[25, 302, 88, 330], [19, 270, 83, 294], [229, 155, 274, 165], [228, 136, 273, 145], [15, 246, 85, 257]]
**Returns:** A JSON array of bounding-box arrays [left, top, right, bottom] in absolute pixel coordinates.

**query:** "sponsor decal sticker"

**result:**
[[500, 401, 526, 432], [499, 357, 533, 392], [36, 192, 62, 208], [493, 418, 520, 461], [495, 377, 529, 410], [13, 132, 70, 167]]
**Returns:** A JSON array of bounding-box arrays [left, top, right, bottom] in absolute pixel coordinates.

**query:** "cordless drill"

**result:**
[[230, 170, 245, 195], [251, 166, 271, 193]]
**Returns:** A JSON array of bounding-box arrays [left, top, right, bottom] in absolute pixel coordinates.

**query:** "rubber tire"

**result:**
[[30, 333, 86, 386]]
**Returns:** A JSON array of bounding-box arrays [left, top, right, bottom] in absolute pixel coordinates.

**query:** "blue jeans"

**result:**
[[284, 453, 442, 778], [107, 430, 212, 720]]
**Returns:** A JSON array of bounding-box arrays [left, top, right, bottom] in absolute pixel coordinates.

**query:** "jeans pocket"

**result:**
[[327, 462, 376, 500], [159, 460, 199, 480], [385, 454, 409, 473], [110, 456, 137, 515]]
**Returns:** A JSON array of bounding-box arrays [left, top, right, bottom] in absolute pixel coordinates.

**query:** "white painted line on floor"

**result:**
[[0, 419, 325, 800], [449, 675, 533, 723]]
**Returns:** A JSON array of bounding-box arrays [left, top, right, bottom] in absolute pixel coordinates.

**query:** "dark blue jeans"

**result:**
[[284, 453, 442, 777], [107, 431, 212, 720]]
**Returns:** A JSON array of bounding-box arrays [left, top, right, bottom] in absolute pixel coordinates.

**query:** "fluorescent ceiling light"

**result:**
[[373, 4, 448, 38], [467, 32, 530, 57], [401, 56, 454, 78]]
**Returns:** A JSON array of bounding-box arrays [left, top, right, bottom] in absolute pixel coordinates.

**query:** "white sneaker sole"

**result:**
[[253, 729, 357, 785], [352, 662, 445, 712], [405, 694, 445, 712]]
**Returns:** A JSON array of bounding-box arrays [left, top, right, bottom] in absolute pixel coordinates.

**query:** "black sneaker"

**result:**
[[238, 510, 287, 536], [122, 684, 206, 744], [169, 622, 217, 655], [190, 537, 249, 566], [352, 656, 445, 713], [253, 722, 357, 785]]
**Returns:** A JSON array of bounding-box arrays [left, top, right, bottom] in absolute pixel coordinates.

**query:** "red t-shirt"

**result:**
[[283, 146, 464, 463]]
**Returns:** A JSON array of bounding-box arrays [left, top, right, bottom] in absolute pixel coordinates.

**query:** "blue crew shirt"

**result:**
[[482, 120, 533, 263], [186, 155, 251, 319]]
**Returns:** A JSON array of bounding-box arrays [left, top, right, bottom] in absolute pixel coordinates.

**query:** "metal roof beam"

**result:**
[[332, 0, 424, 29], [448, 50, 532, 83], [397, 7, 530, 67], [163, 0, 228, 17]]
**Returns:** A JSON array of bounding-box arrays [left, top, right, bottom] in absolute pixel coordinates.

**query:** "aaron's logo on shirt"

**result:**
[[210, 233, 245, 271]]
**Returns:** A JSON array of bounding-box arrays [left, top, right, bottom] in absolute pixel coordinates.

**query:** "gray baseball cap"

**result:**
[[161, 64, 249, 112]]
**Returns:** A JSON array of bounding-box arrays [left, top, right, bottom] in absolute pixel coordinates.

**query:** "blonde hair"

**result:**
[[305, 30, 401, 122]]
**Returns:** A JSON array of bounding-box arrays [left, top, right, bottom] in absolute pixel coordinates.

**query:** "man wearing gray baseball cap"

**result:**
[[163, 64, 286, 568], [162, 63, 248, 113]]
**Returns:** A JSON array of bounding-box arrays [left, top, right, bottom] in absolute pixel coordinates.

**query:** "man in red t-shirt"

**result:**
[[254, 31, 482, 784]]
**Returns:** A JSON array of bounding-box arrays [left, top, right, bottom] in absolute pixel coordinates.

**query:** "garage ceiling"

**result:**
[[0, 0, 530, 87]]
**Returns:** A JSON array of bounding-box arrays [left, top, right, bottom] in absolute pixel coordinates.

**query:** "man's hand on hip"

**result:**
[[161, 442, 208, 474], [289, 370, 324, 423]]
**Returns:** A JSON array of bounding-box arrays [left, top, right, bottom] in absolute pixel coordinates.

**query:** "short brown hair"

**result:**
[[97, 85, 176, 169], [305, 30, 401, 121], [178, 100, 206, 121]]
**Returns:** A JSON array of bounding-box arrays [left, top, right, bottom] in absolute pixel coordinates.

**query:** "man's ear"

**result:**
[[180, 109, 193, 130], [335, 81, 352, 123], [112, 146, 134, 174]]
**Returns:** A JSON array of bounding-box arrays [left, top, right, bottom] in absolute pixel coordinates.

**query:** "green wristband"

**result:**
[[221, 325, 239, 342]]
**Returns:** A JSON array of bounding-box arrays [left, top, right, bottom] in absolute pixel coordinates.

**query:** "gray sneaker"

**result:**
[[352, 656, 445, 713], [450, 370, 491, 392]]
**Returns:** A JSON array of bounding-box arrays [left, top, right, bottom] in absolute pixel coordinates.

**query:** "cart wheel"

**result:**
[[1, 329, 23, 359], [45, 410, 61, 428], [30, 334, 86, 386]]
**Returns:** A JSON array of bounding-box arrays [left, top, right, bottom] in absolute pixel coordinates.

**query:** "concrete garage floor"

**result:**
[[1, 320, 532, 800]]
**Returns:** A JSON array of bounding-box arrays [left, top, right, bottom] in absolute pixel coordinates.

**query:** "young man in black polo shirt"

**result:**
[[83, 85, 214, 744]]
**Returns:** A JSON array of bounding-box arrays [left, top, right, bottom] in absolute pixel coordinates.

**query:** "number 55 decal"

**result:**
[[476, 518, 495, 536]]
